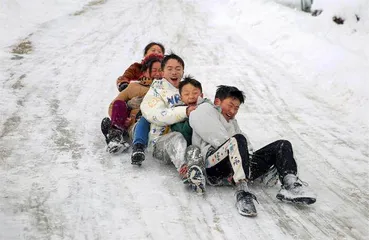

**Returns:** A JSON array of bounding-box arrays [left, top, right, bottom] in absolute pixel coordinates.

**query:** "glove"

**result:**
[[118, 82, 128, 92], [127, 96, 143, 110]]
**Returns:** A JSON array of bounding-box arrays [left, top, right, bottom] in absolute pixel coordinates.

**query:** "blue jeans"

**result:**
[[133, 117, 150, 146]]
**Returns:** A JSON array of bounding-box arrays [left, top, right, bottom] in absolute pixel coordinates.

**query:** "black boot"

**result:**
[[131, 143, 145, 165], [101, 117, 112, 144], [106, 127, 129, 154]]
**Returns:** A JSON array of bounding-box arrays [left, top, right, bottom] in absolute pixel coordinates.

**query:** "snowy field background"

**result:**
[[0, 0, 368, 239]]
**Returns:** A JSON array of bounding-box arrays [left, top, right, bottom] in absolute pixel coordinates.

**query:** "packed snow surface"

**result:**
[[0, 0, 368, 239]]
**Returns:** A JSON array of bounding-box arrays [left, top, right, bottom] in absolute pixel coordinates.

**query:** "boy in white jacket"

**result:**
[[189, 85, 316, 217], [140, 53, 204, 192], [140, 53, 191, 148]]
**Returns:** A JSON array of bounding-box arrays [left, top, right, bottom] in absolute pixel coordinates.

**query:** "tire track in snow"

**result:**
[[0, 71, 27, 164], [49, 98, 84, 163], [0, 4, 109, 238]]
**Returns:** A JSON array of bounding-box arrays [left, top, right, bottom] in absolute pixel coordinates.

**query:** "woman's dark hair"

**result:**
[[179, 75, 202, 94], [161, 52, 185, 70], [148, 59, 161, 75], [144, 42, 165, 56], [141, 54, 163, 72], [215, 85, 245, 103]]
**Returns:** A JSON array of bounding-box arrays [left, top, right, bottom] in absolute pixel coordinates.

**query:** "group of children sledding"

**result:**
[[101, 42, 317, 217]]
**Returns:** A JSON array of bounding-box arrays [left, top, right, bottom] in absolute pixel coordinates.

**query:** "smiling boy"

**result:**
[[189, 85, 316, 217], [138, 55, 206, 192], [140, 53, 190, 148], [131, 75, 203, 164], [170, 76, 203, 146]]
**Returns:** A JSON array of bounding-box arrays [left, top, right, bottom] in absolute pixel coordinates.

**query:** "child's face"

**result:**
[[215, 97, 241, 122], [142, 61, 162, 79], [145, 45, 163, 56], [180, 84, 203, 105], [162, 59, 184, 88], [149, 61, 162, 79]]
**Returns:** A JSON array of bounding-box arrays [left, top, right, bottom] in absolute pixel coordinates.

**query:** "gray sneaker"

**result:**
[[276, 174, 316, 205], [187, 165, 206, 194], [236, 190, 258, 217]]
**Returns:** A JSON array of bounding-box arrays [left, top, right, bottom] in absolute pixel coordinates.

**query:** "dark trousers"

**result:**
[[250, 139, 297, 180], [206, 134, 297, 183]]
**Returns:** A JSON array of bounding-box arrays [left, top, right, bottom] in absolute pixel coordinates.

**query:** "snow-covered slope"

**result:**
[[1, 0, 368, 239]]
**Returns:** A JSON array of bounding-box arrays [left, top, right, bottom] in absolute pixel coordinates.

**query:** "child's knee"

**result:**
[[232, 134, 248, 147], [279, 140, 292, 151]]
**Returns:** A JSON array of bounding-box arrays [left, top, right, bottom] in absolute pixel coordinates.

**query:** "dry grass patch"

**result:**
[[12, 40, 32, 54], [87, 0, 106, 6]]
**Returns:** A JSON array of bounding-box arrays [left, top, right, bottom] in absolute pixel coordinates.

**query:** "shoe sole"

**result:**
[[101, 117, 111, 136], [238, 210, 257, 217], [188, 166, 206, 194], [107, 143, 130, 154], [188, 183, 205, 195], [276, 194, 316, 205], [108, 145, 121, 154], [131, 152, 145, 166]]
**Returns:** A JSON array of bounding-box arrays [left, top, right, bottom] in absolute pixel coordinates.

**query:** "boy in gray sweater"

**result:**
[[189, 85, 316, 217]]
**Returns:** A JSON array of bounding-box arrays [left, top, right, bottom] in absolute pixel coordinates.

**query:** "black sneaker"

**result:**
[[131, 143, 145, 165], [101, 117, 111, 144], [235, 190, 258, 217], [106, 127, 129, 154]]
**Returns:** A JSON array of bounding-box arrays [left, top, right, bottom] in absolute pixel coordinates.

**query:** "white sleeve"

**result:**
[[189, 102, 230, 148], [141, 82, 187, 127]]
